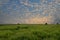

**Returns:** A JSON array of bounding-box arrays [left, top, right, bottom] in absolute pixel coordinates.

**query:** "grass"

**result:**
[[0, 24, 60, 40]]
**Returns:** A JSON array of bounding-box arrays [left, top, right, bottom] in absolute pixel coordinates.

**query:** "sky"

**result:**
[[0, 0, 60, 24]]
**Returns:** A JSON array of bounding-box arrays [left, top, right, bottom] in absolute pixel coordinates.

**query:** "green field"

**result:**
[[0, 24, 60, 40]]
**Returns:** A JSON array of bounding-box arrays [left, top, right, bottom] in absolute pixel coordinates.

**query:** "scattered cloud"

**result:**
[[0, 0, 60, 24]]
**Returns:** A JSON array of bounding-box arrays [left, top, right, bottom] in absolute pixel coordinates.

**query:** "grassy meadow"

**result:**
[[0, 24, 60, 40]]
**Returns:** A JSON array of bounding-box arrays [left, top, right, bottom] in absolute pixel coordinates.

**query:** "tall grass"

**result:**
[[0, 24, 60, 40]]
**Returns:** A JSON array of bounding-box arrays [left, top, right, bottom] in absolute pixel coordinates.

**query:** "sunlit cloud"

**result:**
[[21, 15, 53, 24]]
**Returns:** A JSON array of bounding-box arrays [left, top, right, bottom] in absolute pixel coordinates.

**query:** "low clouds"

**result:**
[[0, 0, 60, 24]]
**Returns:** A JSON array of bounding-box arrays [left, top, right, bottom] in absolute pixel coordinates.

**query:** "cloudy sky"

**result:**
[[0, 0, 60, 24]]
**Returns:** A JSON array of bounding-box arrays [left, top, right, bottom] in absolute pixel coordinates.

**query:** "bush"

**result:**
[[56, 23, 59, 24], [45, 23, 48, 25], [17, 23, 20, 25]]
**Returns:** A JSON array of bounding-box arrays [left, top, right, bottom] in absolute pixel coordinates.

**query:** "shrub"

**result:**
[[45, 23, 48, 25], [17, 23, 20, 25], [56, 22, 59, 24]]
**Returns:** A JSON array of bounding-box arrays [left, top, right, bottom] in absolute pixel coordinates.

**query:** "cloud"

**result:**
[[22, 15, 52, 24], [0, 0, 9, 4], [20, 0, 33, 7], [0, 0, 60, 24]]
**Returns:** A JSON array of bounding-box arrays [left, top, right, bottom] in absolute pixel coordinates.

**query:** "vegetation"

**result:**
[[45, 23, 48, 25], [0, 24, 60, 40]]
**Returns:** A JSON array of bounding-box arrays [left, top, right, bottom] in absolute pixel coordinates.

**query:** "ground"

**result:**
[[0, 24, 60, 40]]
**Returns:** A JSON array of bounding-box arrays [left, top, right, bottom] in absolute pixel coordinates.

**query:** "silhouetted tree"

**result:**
[[56, 22, 59, 24], [17, 23, 20, 25], [45, 23, 48, 25]]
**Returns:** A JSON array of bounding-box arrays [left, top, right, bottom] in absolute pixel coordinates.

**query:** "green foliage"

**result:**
[[0, 24, 60, 40]]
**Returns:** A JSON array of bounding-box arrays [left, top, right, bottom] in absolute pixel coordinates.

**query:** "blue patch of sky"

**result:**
[[0, 0, 54, 15], [1, 5, 7, 13], [29, 0, 40, 3], [9, 0, 21, 5], [28, 7, 34, 11], [1, 0, 22, 14]]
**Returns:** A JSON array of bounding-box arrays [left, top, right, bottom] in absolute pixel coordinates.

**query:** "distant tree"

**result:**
[[45, 23, 48, 25], [56, 22, 59, 24], [17, 23, 20, 25]]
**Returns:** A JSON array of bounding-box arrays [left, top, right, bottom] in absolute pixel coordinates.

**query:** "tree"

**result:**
[[45, 23, 48, 25], [56, 22, 59, 24], [17, 23, 20, 25]]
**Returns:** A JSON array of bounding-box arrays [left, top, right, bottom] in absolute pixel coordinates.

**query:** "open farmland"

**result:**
[[0, 24, 60, 40]]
